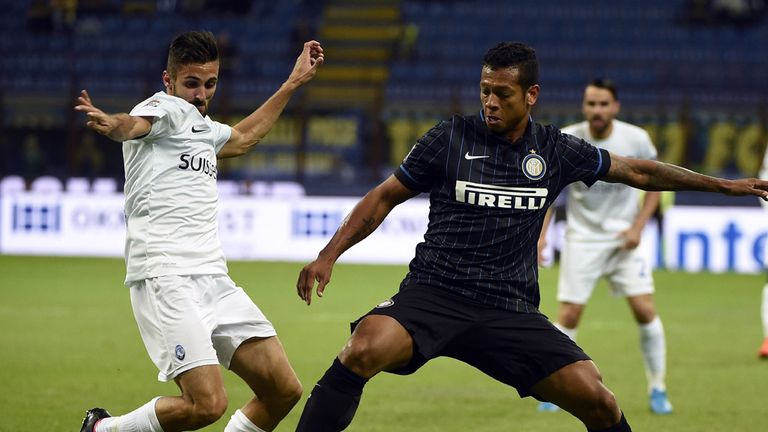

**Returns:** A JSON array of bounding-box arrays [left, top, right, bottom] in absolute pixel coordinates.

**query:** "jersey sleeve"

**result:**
[[394, 121, 447, 192], [128, 96, 183, 141], [211, 121, 232, 154], [558, 132, 611, 187]]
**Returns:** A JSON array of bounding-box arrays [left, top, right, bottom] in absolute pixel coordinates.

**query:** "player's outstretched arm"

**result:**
[[73, 90, 152, 142], [296, 175, 418, 305], [218, 40, 325, 159], [603, 153, 768, 200]]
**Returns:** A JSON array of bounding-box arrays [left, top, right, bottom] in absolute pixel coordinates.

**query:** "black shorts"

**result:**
[[351, 282, 590, 399]]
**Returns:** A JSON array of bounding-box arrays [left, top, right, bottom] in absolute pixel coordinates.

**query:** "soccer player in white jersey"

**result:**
[[538, 79, 673, 415], [758, 143, 768, 358], [73, 31, 323, 432]]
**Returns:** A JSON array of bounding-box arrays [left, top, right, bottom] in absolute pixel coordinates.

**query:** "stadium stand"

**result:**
[[0, 0, 766, 197]]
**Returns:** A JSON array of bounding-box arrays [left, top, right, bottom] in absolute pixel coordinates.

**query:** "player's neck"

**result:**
[[589, 122, 613, 140]]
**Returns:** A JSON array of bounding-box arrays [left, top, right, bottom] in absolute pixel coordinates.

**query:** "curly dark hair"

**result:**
[[483, 42, 539, 90], [167, 31, 219, 77]]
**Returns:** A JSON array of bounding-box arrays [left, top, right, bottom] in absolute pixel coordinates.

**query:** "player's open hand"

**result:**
[[286, 40, 324, 88], [619, 226, 642, 250], [74, 90, 120, 136], [297, 257, 333, 306], [725, 178, 768, 200]]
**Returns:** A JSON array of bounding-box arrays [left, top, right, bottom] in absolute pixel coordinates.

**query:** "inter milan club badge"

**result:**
[[522, 149, 546, 180]]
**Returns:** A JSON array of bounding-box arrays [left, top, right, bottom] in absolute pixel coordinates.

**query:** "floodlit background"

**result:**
[[1, 0, 767, 431]]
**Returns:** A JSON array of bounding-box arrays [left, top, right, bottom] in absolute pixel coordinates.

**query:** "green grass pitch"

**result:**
[[1, 255, 766, 431]]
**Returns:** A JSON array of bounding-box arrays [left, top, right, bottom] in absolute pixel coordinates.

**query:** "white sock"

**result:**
[[554, 322, 578, 342], [224, 409, 267, 432], [762, 283, 768, 338], [95, 397, 163, 432], [639, 316, 666, 392]]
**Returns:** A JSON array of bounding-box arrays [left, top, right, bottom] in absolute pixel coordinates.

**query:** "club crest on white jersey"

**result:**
[[455, 180, 548, 210]]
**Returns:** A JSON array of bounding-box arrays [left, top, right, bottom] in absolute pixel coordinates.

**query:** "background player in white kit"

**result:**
[[538, 79, 672, 415], [758, 143, 768, 359], [74, 31, 323, 432]]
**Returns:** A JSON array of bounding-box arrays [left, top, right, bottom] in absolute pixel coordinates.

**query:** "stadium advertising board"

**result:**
[[2, 192, 766, 273], [663, 206, 768, 272], [0, 193, 429, 264]]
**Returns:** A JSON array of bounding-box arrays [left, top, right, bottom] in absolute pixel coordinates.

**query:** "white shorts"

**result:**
[[128, 274, 277, 382], [557, 240, 654, 304]]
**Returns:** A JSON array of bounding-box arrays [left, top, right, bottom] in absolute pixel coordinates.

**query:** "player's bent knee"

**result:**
[[580, 388, 620, 427], [277, 377, 303, 409], [339, 339, 380, 376], [183, 391, 228, 427], [192, 397, 228, 427]]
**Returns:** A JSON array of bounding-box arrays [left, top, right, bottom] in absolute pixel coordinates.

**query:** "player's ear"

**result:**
[[162, 70, 172, 93], [526, 84, 540, 106]]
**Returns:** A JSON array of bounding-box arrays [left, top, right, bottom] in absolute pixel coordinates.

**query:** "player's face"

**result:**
[[480, 66, 539, 141], [582, 85, 620, 138], [163, 61, 220, 116]]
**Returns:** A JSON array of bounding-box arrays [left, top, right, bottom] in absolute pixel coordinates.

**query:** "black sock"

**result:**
[[588, 412, 631, 432], [295, 358, 369, 432]]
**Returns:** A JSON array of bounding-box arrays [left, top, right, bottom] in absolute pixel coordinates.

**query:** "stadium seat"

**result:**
[[30, 176, 63, 193], [92, 177, 118, 194], [272, 181, 306, 197], [247, 181, 305, 198], [0, 175, 26, 193], [217, 180, 242, 196], [66, 177, 91, 193]]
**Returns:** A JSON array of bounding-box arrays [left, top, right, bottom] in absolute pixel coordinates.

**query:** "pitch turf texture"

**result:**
[[1, 256, 766, 431]]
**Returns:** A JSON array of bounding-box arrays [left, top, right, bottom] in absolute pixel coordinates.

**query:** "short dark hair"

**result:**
[[483, 42, 539, 90], [588, 78, 619, 100], [167, 31, 219, 77]]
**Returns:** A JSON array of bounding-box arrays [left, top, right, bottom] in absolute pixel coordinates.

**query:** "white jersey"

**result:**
[[561, 120, 657, 243], [123, 92, 232, 283]]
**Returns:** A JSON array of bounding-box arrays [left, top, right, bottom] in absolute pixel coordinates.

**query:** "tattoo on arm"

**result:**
[[610, 157, 722, 192], [347, 217, 376, 245]]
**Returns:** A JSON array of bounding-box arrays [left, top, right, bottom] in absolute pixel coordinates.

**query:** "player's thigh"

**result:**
[[448, 311, 590, 397], [558, 241, 612, 303], [607, 247, 654, 298], [129, 276, 219, 382], [174, 364, 227, 404], [229, 336, 300, 398], [209, 275, 278, 370], [340, 314, 414, 376]]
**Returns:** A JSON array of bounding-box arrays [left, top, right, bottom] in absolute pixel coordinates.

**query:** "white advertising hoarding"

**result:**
[[0, 193, 429, 264], [663, 206, 768, 273], [2, 192, 767, 273]]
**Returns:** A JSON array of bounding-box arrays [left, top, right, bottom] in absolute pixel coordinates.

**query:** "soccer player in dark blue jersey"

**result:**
[[294, 42, 768, 432]]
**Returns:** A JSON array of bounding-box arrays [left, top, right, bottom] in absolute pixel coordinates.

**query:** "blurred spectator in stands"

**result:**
[[51, 0, 77, 33], [21, 133, 47, 181], [213, 31, 239, 119], [682, 0, 767, 26], [395, 21, 419, 61], [156, 0, 176, 14], [177, 0, 204, 15], [72, 132, 105, 178], [27, 0, 53, 33]]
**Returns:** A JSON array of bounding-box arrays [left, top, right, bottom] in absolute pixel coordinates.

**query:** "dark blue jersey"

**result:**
[[394, 112, 610, 313]]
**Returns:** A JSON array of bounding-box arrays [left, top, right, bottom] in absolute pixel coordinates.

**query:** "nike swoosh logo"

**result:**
[[191, 126, 209, 133], [464, 152, 489, 160]]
